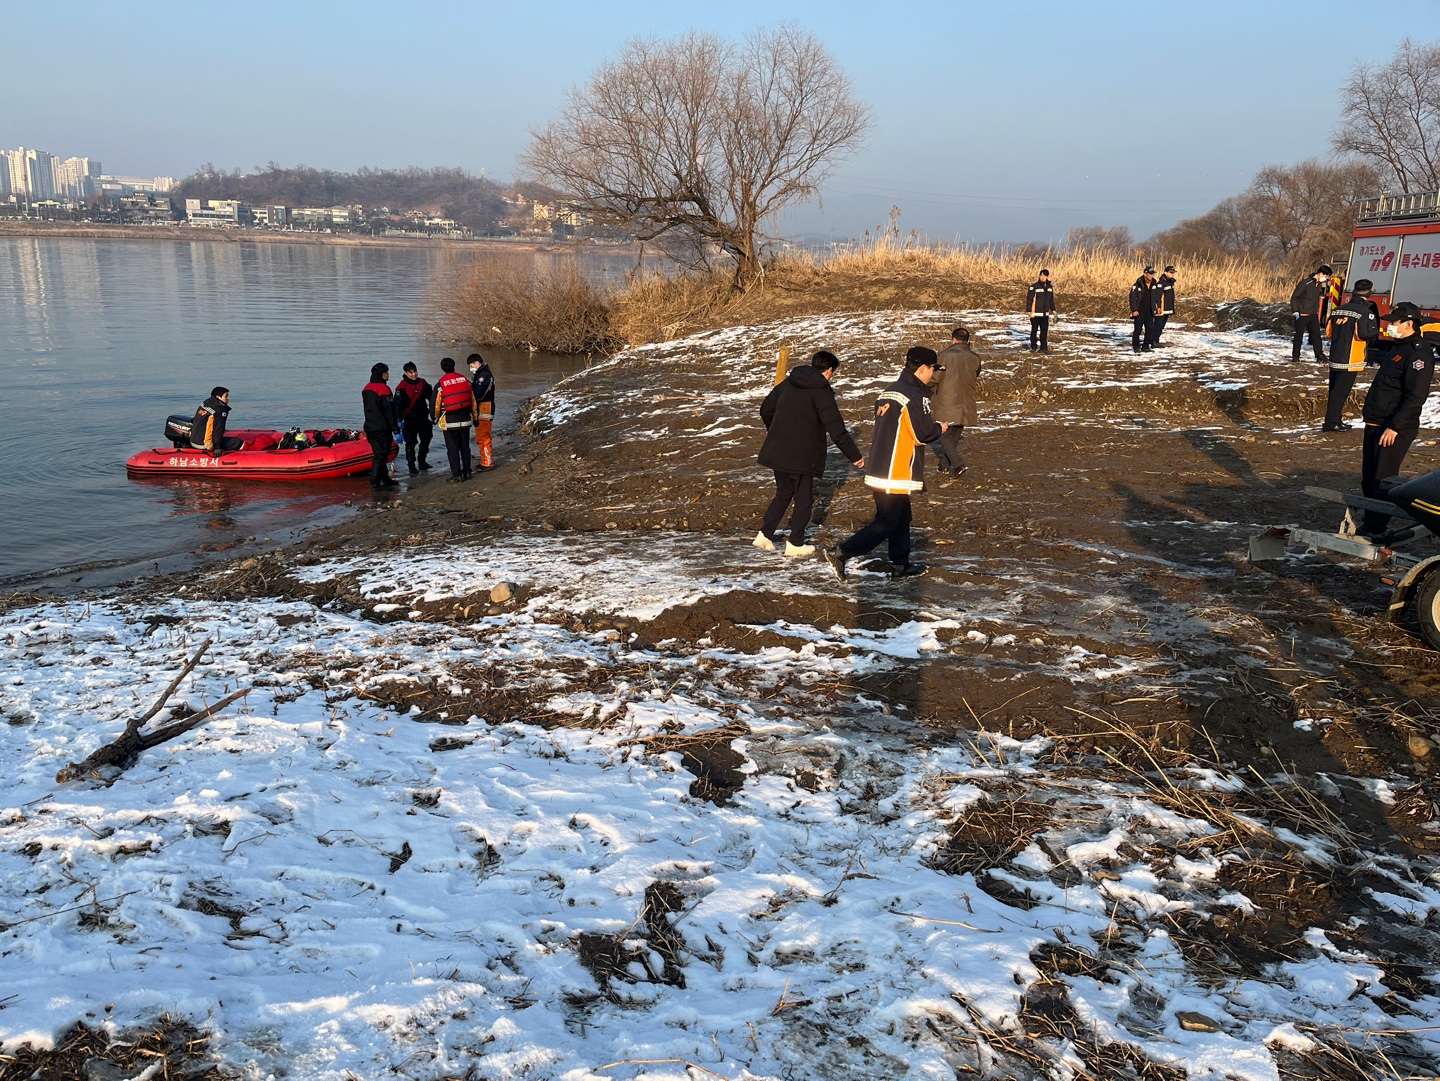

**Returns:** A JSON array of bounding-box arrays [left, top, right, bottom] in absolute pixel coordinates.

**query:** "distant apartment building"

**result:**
[[291, 205, 360, 228], [5, 148, 56, 200], [184, 198, 251, 226], [54, 157, 102, 200]]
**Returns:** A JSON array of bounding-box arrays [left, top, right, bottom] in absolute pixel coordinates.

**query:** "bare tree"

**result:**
[[1333, 38, 1440, 193], [521, 25, 869, 287]]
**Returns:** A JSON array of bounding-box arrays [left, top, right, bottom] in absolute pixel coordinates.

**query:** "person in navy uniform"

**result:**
[[1321, 279, 1379, 432], [1289, 265, 1333, 363], [1357, 302, 1435, 537], [1129, 267, 1157, 353], [1151, 265, 1177, 347], [1025, 270, 1056, 353]]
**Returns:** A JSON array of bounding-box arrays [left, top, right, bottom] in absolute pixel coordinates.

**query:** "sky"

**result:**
[[4, 0, 1438, 244]]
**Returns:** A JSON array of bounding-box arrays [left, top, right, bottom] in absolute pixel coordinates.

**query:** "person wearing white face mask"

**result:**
[[1357, 302, 1437, 537]]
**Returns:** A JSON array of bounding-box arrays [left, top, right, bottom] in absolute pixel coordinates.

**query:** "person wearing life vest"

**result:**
[[1129, 267, 1157, 353], [825, 347, 946, 581], [1151, 265, 1177, 347], [361, 363, 400, 490], [1357, 302, 1437, 537], [1321, 279, 1379, 433], [394, 362, 434, 475], [468, 352, 496, 471], [190, 387, 244, 455], [1025, 270, 1056, 353], [433, 357, 477, 482], [1289, 264, 1332, 363]]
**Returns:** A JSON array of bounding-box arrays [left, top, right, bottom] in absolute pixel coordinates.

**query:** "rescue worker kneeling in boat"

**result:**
[[191, 387, 244, 455]]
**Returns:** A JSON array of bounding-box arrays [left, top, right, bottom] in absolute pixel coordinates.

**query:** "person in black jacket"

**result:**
[[1025, 270, 1056, 352], [468, 353, 496, 470], [393, 362, 433, 474], [1358, 302, 1435, 536], [1129, 267, 1157, 353], [361, 362, 400, 490], [755, 350, 865, 557], [1322, 280, 1379, 432], [1290, 264, 1333, 363], [189, 387, 244, 455], [1151, 266, 1177, 347]]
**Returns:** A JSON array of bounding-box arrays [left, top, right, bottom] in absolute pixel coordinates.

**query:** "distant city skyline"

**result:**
[[5, 0, 1439, 243]]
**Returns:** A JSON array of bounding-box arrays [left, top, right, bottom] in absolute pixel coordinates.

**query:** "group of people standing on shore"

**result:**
[[360, 354, 496, 489]]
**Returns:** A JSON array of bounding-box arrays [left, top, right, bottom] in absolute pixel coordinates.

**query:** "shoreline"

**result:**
[[0, 220, 642, 253]]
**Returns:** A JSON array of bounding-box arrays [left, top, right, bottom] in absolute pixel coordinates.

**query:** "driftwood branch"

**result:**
[[56, 640, 249, 783]]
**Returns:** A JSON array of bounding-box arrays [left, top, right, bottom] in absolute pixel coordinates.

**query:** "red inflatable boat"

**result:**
[[126, 417, 395, 482]]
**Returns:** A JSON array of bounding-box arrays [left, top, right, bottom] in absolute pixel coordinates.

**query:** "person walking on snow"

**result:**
[[1025, 269, 1056, 353], [1129, 266, 1157, 353], [1151, 266, 1177, 347], [754, 350, 865, 557], [361, 363, 400, 490], [467, 353, 495, 471], [1357, 302, 1436, 537], [394, 362, 434, 474], [1290, 264, 1333, 363], [931, 327, 982, 477], [433, 357, 476, 482], [1321, 278, 1379, 432], [825, 347, 947, 581]]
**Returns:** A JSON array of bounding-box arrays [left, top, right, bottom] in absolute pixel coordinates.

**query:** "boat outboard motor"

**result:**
[[1385, 468, 1440, 534], [164, 415, 193, 448]]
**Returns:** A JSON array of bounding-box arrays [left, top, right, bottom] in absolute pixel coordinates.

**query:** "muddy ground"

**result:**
[[148, 310, 1440, 862]]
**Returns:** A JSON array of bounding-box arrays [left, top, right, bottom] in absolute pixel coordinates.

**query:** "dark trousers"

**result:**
[[1361, 423, 1417, 532], [1029, 316, 1049, 350], [403, 419, 433, 471], [365, 430, 394, 484], [1132, 312, 1153, 351], [932, 426, 965, 472], [1324, 369, 1358, 429], [760, 471, 815, 545], [839, 491, 912, 566], [442, 426, 472, 478], [216, 436, 244, 453], [1293, 314, 1326, 362], [1152, 314, 1170, 344]]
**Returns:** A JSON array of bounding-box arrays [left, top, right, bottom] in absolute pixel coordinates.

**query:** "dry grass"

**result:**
[[610, 239, 1288, 346], [425, 252, 620, 355], [425, 236, 1290, 354]]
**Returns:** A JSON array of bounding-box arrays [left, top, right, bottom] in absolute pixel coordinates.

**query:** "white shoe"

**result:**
[[752, 531, 776, 552], [784, 541, 816, 558]]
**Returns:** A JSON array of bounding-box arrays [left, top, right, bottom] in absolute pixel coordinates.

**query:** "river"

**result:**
[[0, 238, 629, 586]]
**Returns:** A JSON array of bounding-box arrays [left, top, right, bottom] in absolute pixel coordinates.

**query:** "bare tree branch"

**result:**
[[1333, 38, 1440, 193], [520, 24, 869, 286]]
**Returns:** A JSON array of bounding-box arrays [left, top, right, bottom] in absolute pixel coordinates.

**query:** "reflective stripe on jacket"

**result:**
[[1326, 298, 1379, 372], [862, 370, 941, 495], [434, 372, 476, 428]]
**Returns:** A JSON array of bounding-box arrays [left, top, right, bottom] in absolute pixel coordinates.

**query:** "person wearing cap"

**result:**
[[825, 347, 947, 581], [433, 357, 477, 482], [1290, 265, 1333, 363], [1025, 270, 1056, 353], [931, 326, 982, 476], [1129, 267, 1157, 353], [1321, 279, 1379, 432], [361, 363, 400, 490], [1151, 266, 1178, 347], [754, 350, 865, 558], [1357, 302, 1436, 537], [393, 361, 434, 474], [467, 353, 496, 471]]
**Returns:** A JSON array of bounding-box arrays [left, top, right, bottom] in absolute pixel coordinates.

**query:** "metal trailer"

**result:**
[[1249, 484, 1440, 649]]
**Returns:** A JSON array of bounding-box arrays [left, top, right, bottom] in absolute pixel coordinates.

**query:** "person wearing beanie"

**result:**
[[754, 350, 864, 557], [1321, 279, 1379, 432], [1025, 269, 1056, 353], [361, 363, 400, 490], [432, 357, 477, 481], [825, 347, 947, 581], [1151, 265, 1178, 347], [1357, 302, 1436, 537], [467, 353, 496, 471], [1289, 264, 1333, 363], [1129, 266, 1157, 353]]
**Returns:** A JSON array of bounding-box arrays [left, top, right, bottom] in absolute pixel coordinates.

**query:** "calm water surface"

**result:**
[[0, 239, 617, 584]]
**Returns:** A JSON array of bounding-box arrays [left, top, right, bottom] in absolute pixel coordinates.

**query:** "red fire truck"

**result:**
[[1342, 189, 1440, 317]]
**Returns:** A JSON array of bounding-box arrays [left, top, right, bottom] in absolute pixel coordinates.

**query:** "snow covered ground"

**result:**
[[4, 533, 1439, 1080]]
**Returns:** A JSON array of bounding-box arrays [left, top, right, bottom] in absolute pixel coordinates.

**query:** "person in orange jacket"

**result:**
[[468, 353, 495, 470]]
